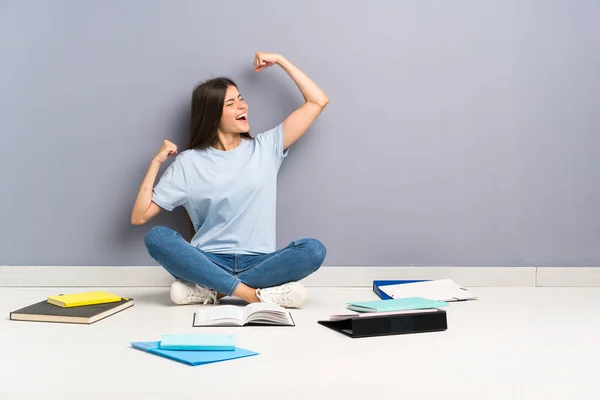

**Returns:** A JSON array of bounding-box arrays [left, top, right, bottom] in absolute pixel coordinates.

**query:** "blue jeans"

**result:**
[[144, 226, 326, 296]]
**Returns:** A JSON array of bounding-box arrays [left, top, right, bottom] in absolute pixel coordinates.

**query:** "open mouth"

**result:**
[[236, 113, 247, 121]]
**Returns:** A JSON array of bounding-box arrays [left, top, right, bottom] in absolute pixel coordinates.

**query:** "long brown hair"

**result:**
[[184, 77, 253, 240], [188, 77, 252, 150]]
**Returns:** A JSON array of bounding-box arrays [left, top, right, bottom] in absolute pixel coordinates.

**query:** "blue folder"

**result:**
[[131, 341, 258, 366], [373, 280, 430, 300], [159, 334, 236, 351]]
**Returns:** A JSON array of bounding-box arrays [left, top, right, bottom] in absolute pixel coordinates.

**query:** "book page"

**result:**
[[194, 305, 244, 326], [242, 302, 284, 321], [243, 302, 293, 325]]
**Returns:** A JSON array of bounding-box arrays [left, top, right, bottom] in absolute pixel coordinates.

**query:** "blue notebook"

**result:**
[[346, 297, 448, 312], [131, 341, 258, 366], [159, 334, 235, 351]]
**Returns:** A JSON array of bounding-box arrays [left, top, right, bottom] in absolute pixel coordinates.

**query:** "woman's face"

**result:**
[[219, 85, 249, 134]]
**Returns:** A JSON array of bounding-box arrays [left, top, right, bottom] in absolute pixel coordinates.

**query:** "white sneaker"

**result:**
[[256, 282, 308, 308], [170, 280, 218, 305]]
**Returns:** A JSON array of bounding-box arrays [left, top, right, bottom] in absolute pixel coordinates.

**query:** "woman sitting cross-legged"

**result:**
[[131, 52, 329, 308]]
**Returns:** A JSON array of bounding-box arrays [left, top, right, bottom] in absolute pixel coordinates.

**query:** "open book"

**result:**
[[193, 303, 295, 327]]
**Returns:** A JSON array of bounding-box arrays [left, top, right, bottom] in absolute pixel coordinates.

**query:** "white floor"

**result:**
[[2, 286, 600, 400]]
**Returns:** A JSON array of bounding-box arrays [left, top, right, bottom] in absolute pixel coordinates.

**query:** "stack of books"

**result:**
[[319, 279, 478, 338], [319, 297, 450, 338], [131, 334, 258, 366], [9, 291, 134, 324]]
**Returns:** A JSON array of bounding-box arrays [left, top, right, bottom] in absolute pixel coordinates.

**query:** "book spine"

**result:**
[[47, 299, 67, 307], [372, 282, 392, 300]]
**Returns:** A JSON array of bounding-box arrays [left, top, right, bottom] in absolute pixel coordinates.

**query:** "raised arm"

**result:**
[[130, 140, 177, 225], [254, 52, 329, 150]]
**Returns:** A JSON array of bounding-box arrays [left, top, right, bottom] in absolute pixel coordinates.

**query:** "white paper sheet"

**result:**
[[380, 279, 477, 301]]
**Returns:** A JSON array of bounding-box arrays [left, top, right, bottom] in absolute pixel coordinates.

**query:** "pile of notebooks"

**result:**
[[318, 279, 478, 339], [131, 334, 258, 366], [9, 291, 134, 324]]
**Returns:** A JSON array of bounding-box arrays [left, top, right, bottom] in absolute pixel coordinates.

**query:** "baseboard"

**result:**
[[536, 267, 600, 287], [0, 265, 540, 287], [0, 266, 175, 287], [3, 265, 599, 287], [300, 266, 536, 287]]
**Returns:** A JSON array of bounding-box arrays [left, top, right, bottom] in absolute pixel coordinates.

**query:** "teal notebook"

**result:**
[[159, 334, 235, 351], [131, 341, 257, 366], [346, 297, 448, 312]]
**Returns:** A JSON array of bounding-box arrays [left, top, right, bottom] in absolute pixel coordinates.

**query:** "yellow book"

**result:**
[[47, 291, 122, 308]]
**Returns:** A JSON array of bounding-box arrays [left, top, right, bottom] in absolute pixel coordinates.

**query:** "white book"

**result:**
[[193, 303, 295, 327], [379, 279, 478, 302], [328, 308, 439, 321]]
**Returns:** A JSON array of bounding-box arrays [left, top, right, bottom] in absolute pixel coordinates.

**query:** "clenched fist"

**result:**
[[253, 52, 284, 72], [153, 140, 177, 164]]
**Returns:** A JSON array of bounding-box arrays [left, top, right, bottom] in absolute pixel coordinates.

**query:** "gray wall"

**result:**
[[2, 0, 599, 267]]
